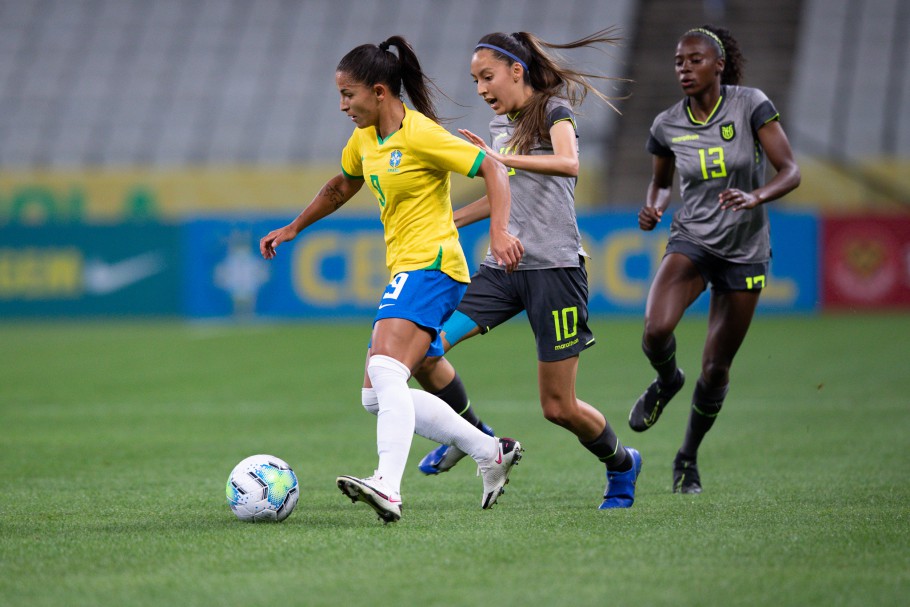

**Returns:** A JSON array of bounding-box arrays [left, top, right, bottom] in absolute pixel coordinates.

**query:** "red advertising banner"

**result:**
[[822, 215, 910, 308]]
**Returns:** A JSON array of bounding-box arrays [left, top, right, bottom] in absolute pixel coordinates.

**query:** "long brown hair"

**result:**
[[337, 35, 440, 123], [475, 28, 624, 154]]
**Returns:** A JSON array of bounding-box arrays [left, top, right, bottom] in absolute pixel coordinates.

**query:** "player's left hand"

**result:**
[[458, 129, 495, 157], [719, 188, 761, 211]]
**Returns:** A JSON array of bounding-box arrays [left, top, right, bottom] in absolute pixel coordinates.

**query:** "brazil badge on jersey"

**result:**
[[339, 105, 484, 284]]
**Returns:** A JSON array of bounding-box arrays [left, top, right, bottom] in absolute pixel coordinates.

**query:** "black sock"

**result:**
[[679, 379, 727, 458], [432, 372, 484, 429], [643, 335, 679, 385], [581, 423, 631, 472]]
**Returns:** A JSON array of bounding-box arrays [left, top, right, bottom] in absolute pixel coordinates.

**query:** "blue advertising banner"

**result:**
[[0, 224, 182, 316], [184, 210, 818, 319], [183, 217, 390, 318]]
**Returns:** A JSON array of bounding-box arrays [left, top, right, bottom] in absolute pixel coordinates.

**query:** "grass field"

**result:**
[[1, 314, 908, 606]]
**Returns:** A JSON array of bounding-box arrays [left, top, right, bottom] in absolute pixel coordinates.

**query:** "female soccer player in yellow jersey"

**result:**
[[412, 30, 643, 509], [259, 36, 524, 524]]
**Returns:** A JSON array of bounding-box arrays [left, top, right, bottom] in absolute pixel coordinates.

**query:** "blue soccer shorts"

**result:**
[[371, 270, 468, 357]]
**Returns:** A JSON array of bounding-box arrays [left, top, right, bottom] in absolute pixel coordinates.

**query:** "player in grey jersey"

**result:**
[[411, 29, 644, 509], [628, 25, 800, 493]]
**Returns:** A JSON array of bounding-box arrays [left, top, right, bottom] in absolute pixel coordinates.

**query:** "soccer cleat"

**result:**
[[672, 454, 702, 494], [628, 369, 685, 432], [599, 447, 642, 509], [478, 437, 523, 509], [418, 422, 494, 475], [336, 474, 402, 523]]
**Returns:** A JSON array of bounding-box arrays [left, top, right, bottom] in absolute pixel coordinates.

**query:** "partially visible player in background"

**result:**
[[411, 30, 643, 509], [629, 25, 800, 493], [259, 36, 525, 523]]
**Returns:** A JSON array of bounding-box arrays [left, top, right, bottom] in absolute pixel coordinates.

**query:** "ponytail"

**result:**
[[336, 35, 440, 123]]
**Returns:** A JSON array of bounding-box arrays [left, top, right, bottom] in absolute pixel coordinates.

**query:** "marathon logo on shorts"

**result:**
[[720, 122, 736, 141]]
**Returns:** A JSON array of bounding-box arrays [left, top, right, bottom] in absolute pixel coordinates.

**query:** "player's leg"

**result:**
[[537, 357, 641, 509], [408, 387, 521, 508], [413, 350, 496, 475], [413, 265, 520, 474], [338, 317, 433, 521], [629, 252, 705, 432], [344, 271, 520, 516], [360, 344, 519, 510], [415, 314, 486, 428], [340, 271, 457, 521], [519, 264, 640, 507], [674, 288, 759, 493]]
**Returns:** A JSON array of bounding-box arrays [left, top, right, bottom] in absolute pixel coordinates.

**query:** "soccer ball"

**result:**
[[226, 454, 299, 522]]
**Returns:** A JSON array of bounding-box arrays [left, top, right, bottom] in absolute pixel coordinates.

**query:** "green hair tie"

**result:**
[[687, 28, 725, 59]]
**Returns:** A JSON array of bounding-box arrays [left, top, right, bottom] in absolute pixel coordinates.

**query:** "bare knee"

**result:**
[[412, 355, 441, 384], [643, 317, 674, 350], [540, 395, 578, 429]]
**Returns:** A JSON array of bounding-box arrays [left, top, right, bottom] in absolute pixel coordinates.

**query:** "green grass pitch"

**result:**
[[1, 314, 908, 606]]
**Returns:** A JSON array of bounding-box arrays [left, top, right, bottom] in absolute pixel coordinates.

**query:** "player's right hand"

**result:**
[[259, 226, 298, 259], [638, 206, 662, 231], [490, 230, 524, 273]]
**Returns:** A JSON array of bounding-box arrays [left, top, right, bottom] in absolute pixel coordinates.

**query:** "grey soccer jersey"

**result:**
[[480, 98, 586, 270], [647, 85, 780, 263]]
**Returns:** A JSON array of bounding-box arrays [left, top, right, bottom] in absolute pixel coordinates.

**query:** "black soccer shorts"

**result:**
[[456, 261, 595, 362]]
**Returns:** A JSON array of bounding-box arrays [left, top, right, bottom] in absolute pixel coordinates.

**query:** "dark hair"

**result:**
[[336, 35, 440, 123], [475, 28, 623, 155], [682, 25, 745, 86]]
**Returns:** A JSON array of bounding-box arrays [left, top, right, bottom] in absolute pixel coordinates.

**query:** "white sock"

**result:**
[[367, 355, 414, 493], [361, 388, 379, 415], [410, 389, 497, 462]]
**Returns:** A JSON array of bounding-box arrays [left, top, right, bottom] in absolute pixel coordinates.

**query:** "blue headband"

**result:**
[[475, 43, 529, 73]]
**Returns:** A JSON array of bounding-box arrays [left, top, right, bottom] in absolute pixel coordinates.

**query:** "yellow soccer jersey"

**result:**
[[340, 105, 484, 283]]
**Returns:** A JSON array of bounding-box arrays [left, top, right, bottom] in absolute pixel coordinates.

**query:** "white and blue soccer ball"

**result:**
[[226, 454, 299, 522]]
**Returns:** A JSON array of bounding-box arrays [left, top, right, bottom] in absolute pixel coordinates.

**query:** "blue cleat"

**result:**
[[418, 422, 494, 475], [599, 447, 642, 509]]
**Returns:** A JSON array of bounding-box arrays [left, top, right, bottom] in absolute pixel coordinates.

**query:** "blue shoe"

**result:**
[[418, 422, 494, 475], [599, 447, 642, 509]]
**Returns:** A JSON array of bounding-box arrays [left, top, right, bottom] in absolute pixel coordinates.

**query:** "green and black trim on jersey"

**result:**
[[647, 87, 780, 158], [645, 85, 781, 263]]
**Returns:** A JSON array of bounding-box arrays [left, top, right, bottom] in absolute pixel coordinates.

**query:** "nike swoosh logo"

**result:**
[[379, 303, 395, 309], [83, 252, 167, 295]]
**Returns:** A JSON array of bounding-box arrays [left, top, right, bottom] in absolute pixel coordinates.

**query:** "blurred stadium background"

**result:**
[[1, 0, 908, 318]]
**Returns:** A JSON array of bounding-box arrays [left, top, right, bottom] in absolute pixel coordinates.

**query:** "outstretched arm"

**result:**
[[260, 173, 364, 259], [459, 120, 579, 177], [454, 120, 580, 229]]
